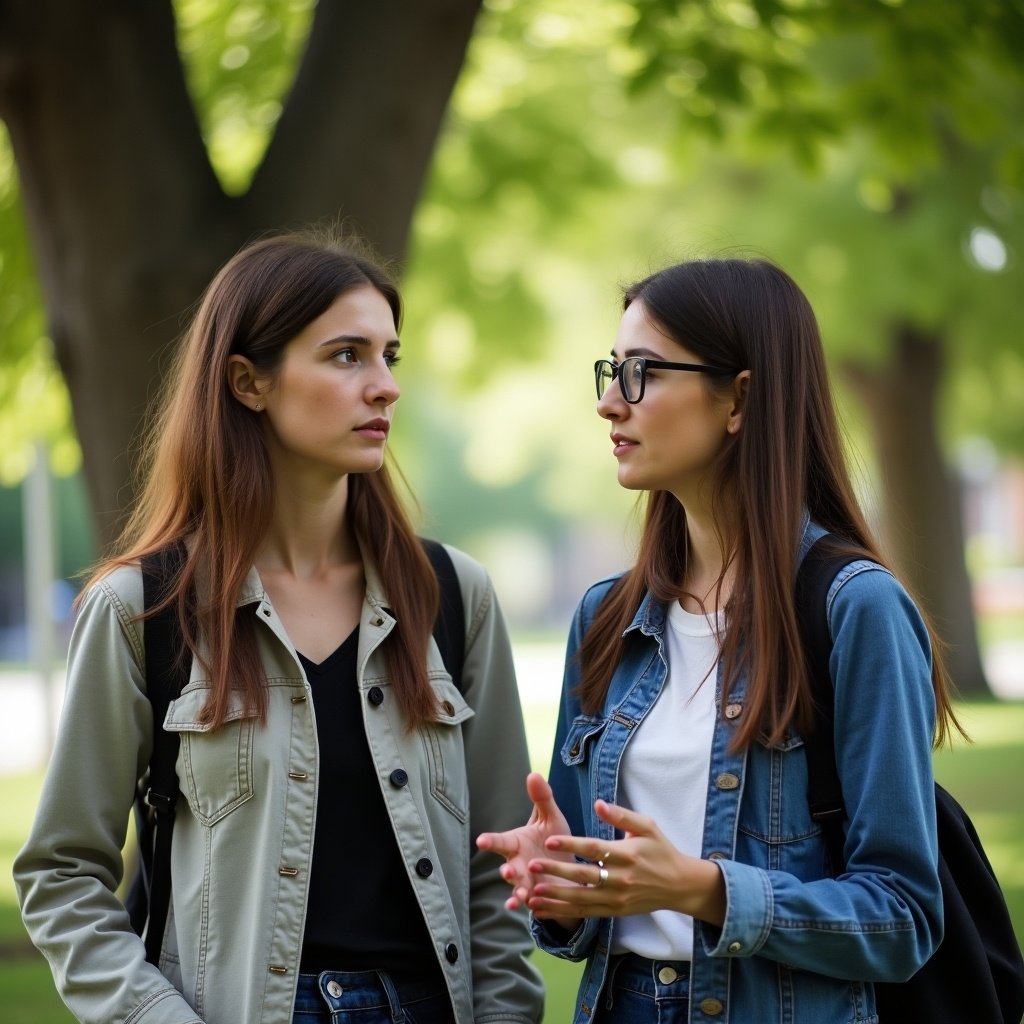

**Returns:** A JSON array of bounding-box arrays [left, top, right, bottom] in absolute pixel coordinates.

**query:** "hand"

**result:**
[[476, 772, 576, 914], [524, 799, 726, 927]]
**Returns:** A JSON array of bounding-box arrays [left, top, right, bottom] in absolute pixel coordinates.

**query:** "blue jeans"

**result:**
[[592, 954, 691, 1024], [292, 970, 454, 1024]]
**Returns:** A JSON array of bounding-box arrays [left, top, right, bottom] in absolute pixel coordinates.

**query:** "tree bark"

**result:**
[[841, 325, 991, 697], [0, 0, 482, 547]]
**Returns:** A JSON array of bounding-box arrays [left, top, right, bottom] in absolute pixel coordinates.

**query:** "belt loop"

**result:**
[[377, 970, 407, 1024]]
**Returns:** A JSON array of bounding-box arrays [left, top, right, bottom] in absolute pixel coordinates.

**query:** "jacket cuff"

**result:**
[[698, 858, 772, 958]]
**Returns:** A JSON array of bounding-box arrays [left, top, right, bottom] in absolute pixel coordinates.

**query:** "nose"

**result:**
[[596, 383, 625, 420], [368, 361, 400, 406]]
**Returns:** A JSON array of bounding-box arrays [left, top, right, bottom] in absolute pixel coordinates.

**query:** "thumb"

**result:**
[[525, 771, 554, 809]]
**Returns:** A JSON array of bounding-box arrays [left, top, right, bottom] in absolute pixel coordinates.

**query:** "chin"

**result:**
[[616, 469, 650, 492]]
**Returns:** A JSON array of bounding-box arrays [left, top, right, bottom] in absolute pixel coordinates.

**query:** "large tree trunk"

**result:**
[[841, 325, 991, 697], [0, 0, 481, 547]]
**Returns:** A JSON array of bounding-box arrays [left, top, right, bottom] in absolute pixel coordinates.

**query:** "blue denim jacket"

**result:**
[[534, 521, 942, 1024]]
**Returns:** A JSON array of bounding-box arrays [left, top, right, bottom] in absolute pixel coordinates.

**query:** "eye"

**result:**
[[384, 350, 401, 368], [331, 347, 358, 364]]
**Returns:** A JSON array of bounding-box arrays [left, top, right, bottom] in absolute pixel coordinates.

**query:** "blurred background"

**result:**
[[1, 0, 1022, 1020]]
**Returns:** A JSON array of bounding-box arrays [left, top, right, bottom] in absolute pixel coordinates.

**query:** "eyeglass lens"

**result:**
[[595, 358, 644, 402]]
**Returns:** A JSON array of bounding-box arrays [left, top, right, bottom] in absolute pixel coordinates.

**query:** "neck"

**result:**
[[258, 469, 358, 577], [674, 495, 738, 614]]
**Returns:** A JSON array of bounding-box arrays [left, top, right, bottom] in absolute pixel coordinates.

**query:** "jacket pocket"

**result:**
[[560, 715, 607, 767], [738, 730, 825, 875], [420, 676, 474, 822], [163, 685, 257, 826]]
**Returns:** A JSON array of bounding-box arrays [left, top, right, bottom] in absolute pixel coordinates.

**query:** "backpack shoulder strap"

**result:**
[[795, 533, 859, 875], [420, 538, 466, 693], [139, 541, 189, 965]]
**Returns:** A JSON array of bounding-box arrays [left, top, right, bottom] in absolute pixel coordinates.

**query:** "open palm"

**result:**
[[476, 772, 575, 910]]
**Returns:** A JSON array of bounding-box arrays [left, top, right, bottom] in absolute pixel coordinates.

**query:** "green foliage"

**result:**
[[627, 0, 1024, 180], [175, 0, 314, 192]]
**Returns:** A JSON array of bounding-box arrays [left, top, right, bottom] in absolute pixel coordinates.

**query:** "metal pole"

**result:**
[[24, 439, 57, 759]]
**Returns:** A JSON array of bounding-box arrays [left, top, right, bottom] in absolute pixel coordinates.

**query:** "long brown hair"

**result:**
[[85, 231, 441, 730], [577, 257, 962, 749]]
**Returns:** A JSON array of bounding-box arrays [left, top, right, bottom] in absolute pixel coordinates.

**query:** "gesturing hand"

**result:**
[[523, 799, 726, 928], [476, 772, 575, 913]]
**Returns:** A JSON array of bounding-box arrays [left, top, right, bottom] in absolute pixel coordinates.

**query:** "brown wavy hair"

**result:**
[[85, 231, 441, 730], [577, 257, 962, 750]]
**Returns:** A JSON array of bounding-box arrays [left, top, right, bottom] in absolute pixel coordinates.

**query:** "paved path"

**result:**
[[2, 641, 1022, 777]]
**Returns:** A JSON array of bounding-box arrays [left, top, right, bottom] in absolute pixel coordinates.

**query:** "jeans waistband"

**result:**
[[293, 969, 445, 1016], [608, 953, 691, 989]]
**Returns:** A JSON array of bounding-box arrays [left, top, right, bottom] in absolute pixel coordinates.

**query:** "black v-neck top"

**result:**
[[297, 628, 441, 982]]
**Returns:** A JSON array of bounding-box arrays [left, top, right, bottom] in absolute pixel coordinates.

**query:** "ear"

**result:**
[[227, 354, 265, 411], [725, 370, 750, 435]]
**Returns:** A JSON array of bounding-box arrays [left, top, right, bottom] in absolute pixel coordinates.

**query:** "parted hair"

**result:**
[[576, 257, 961, 750], [86, 231, 441, 730]]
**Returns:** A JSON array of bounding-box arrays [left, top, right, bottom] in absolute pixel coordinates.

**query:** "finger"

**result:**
[[544, 834, 617, 865], [476, 831, 519, 857], [528, 857, 605, 888], [542, 834, 613, 865], [594, 799, 654, 836]]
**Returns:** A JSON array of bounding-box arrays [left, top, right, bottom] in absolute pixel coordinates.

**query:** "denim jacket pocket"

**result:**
[[163, 685, 257, 826], [420, 675, 474, 822], [560, 715, 607, 767], [738, 730, 825, 876]]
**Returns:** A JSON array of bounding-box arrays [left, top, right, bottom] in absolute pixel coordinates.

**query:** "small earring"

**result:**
[[254, 403, 262, 412]]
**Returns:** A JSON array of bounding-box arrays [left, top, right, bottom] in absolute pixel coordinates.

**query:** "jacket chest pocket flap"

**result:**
[[560, 715, 607, 767], [420, 677, 474, 822], [163, 686, 257, 826]]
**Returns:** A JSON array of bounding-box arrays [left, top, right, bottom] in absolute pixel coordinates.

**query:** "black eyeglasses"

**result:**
[[594, 356, 737, 404]]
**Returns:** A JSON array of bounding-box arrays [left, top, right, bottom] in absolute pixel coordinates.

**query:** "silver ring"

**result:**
[[596, 866, 609, 888]]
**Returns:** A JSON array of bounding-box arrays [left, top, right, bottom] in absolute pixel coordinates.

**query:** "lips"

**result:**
[[610, 432, 638, 457], [355, 418, 390, 440]]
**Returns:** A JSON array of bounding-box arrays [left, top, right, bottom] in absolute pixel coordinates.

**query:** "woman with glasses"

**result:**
[[15, 232, 543, 1024], [478, 257, 958, 1023]]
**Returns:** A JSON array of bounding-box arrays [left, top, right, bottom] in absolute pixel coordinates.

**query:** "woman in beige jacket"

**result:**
[[14, 232, 543, 1024]]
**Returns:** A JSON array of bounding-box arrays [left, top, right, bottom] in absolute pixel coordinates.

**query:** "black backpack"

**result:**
[[125, 538, 466, 966], [796, 534, 1024, 1024]]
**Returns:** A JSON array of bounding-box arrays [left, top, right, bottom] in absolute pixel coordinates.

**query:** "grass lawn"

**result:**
[[1, 700, 1021, 1023]]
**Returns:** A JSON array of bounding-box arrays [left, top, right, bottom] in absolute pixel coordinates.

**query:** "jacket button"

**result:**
[[708, 851, 728, 860], [569, 744, 580, 757], [657, 966, 678, 984], [441, 700, 455, 716], [727, 941, 742, 953], [700, 997, 724, 1015], [326, 979, 344, 997], [724, 703, 743, 719], [415, 858, 433, 878], [715, 773, 740, 790], [390, 768, 409, 787], [371, 616, 384, 627], [368, 686, 384, 706], [445, 942, 459, 963]]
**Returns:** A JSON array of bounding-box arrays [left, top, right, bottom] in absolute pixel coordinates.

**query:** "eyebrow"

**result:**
[[318, 335, 401, 349], [610, 346, 664, 360]]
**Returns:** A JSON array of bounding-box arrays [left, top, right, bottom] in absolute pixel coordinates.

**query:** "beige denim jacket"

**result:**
[[14, 544, 543, 1024]]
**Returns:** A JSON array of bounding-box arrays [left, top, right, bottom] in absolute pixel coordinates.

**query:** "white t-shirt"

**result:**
[[611, 602, 722, 961]]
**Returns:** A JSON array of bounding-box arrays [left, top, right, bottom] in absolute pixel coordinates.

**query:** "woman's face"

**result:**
[[596, 299, 742, 503], [257, 285, 401, 482]]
